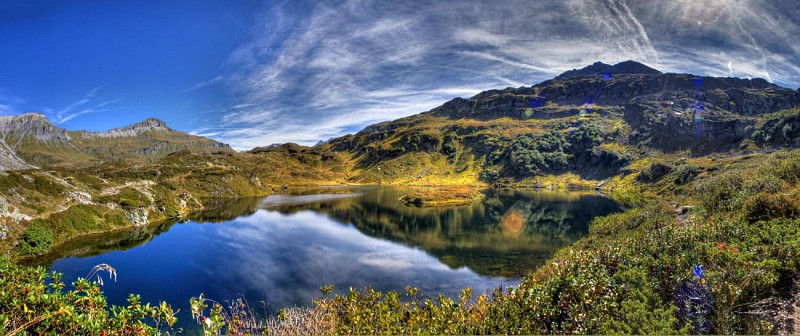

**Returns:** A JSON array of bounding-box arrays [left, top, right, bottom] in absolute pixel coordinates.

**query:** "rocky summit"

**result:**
[[553, 60, 662, 80], [91, 118, 169, 138]]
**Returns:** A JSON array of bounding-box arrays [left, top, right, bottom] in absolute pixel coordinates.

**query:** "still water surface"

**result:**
[[46, 187, 620, 329]]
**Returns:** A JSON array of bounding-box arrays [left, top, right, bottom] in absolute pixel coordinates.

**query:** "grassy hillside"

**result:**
[[314, 68, 799, 190], [0, 145, 355, 256]]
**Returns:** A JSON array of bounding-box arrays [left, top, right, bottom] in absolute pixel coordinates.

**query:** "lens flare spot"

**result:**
[[501, 211, 525, 236]]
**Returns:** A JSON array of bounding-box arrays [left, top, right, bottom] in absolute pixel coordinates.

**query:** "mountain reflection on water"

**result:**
[[45, 187, 619, 328], [195, 187, 622, 277]]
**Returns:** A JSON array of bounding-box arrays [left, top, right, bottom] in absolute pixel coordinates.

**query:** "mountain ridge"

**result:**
[[315, 60, 800, 184], [553, 60, 662, 80], [0, 114, 233, 170]]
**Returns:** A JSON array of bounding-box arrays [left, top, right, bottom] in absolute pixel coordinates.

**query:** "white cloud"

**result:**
[[0, 104, 16, 115], [58, 107, 126, 124]]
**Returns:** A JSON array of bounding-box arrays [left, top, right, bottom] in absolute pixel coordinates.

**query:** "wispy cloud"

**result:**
[[58, 107, 126, 124], [179, 75, 224, 93], [0, 90, 26, 115], [55, 83, 107, 119], [52, 84, 125, 124], [198, 0, 800, 149], [0, 104, 16, 115]]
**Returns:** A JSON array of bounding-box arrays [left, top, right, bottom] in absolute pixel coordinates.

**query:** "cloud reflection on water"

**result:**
[[213, 209, 512, 308]]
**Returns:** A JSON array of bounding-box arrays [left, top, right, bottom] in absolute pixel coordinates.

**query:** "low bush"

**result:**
[[18, 223, 53, 255], [743, 192, 800, 223], [674, 163, 700, 185]]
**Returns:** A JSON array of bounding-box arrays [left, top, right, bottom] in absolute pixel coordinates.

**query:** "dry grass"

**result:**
[[85, 263, 117, 286], [748, 280, 800, 335], [264, 306, 335, 336]]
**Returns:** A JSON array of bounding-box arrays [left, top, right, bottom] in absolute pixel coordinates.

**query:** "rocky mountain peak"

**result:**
[[0, 113, 48, 126], [137, 118, 168, 129], [96, 118, 170, 138], [9, 112, 46, 121], [0, 112, 71, 142], [554, 60, 661, 80]]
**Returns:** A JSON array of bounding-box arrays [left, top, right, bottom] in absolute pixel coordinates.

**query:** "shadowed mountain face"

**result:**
[[0, 113, 233, 170], [554, 60, 662, 80]]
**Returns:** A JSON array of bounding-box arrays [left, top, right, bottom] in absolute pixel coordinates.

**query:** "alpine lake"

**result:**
[[33, 187, 621, 331]]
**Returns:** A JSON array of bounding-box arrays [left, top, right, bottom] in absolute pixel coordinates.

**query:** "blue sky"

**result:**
[[1, 0, 799, 150]]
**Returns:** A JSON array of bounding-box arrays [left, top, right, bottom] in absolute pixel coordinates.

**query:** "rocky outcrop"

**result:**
[[92, 118, 169, 138], [0, 196, 32, 222], [125, 208, 149, 226], [0, 138, 34, 171], [0, 113, 71, 142], [68, 191, 93, 205]]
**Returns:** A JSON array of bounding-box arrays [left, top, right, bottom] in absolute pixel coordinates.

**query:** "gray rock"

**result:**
[[91, 118, 169, 138], [125, 208, 149, 226]]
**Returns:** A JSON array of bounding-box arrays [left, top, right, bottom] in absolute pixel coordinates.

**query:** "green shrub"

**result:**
[[18, 223, 53, 255], [638, 162, 673, 182], [478, 169, 499, 182], [598, 268, 686, 334], [750, 108, 800, 146], [47, 205, 101, 237], [566, 123, 602, 154], [99, 187, 148, 210], [0, 258, 175, 335], [592, 148, 633, 168], [506, 125, 588, 175], [743, 192, 800, 223], [674, 163, 700, 185]]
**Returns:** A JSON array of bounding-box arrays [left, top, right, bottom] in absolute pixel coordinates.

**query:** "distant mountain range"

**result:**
[[0, 113, 232, 170]]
